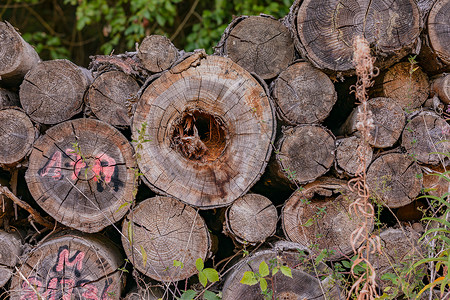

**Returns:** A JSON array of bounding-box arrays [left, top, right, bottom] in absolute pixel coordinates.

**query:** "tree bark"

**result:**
[[217, 15, 295, 80], [224, 193, 277, 244], [370, 62, 430, 110], [0, 21, 40, 87], [271, 61, 337, 125], [282, 177, 373, 260], [25, 118, 136, 233], [20, 59, 92, 125], [339, 97, 406, 148], [10, 231, 124, 300], [0, 230, 22, 287], [431, 73, 450, 104], [86, 70, 140, 126], [335, 136, 373, 176], [121, 196, 211, 282], [138, 35, 179, 73], [132, 54, 276, 208], [274, 125, 335, 185], [222, 241, 343, 300], [401, 111, 450, 165], [0, 107, 36, 166], [288, 0, 421, 75], [367, 153, 422, 208], [0, 88, 19, 107], [427, 0, 450, 66]]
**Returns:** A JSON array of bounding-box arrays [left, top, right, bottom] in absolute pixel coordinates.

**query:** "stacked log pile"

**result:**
[[0, 0, 449, 298]]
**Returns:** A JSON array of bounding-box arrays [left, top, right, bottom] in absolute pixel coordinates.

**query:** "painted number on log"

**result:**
[[20, 245, 114, 300]]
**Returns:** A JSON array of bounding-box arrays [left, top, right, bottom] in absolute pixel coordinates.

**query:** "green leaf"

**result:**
[[196, 257, 204, 271], [259, 278, 268, 291], [272, 266, 279, 276], [203, 268, 219, 283], [173, 260, 184, 269], [259, 261, 269, 277], [341, 260, 352, 269], [203, 290, 221, 300], [240, 271, 258, 286], [115, 201, 131, 213], [280, 265, 292, 278], [198, 270, 208, 287], [140, 245, 147, 268], [127, 221, 133, 244], [178, 289, 197, 300], [303, 218, 314, 227]]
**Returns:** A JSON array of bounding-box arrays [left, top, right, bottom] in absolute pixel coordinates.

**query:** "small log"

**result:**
[[0, 87, 19, 107], [20, 59, 92, 124], [224, 193, 277, 244], [0, 230, 22, 287], [289, 0, 421, 74], [335, 136, 373, 176], [138, 35, 179, 73], [0, 21, 40, 87], [275, 125, 335, 185], [339, 97, 406, 148], [367, 153, 422, 208], [133, 54, 276, 208], [86, 70, 140, 126], [282, 178, 373, 260], [401, 111, 450, 165], [25, 118, 136, 233], [222, 241, 342, 300], [10, 231, 124, 299], [0, 108, 36, 166], [431, 73, 450, 104], [427, 0, 450, 66], [271, 61, 337, 125], [121, 196, 211, 282], [422, 164, 450, 198], [217, 15, 295, 80], [371, 62, 430, 110]]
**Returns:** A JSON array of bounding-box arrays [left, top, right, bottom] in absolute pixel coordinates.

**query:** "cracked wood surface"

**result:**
[[335, 135, 373, 176], [0, 230, 21, 287], [25, 118, 136, 233], [132, 54, 276, 208], [19, 59, 92, 125], [428, 0, 450, 65], [138, 35, 179, 73], [121, 196, 210, 282]]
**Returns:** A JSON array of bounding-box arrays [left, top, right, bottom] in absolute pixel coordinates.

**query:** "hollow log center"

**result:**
[[171, 110, 228, 162]]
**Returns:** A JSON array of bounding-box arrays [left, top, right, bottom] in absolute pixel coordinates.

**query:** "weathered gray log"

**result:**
[[431, 74, 450, 104], [288, 0, 421, 74], [271, 61, 337, 125], [274, 125, 335, 185], [401, 111, 450, 165], [0, 108, 36, 166], [427, 0, 450, 66], [10, 231, 124, 299], [0, 230, 22, 287], [282, 178, 373, 260], [20, 59, 92, 124], [217, 15, 295, 80], [335, 136, 373, 176], [0, 88, 19, 107], [25, 118, 136, 233], [0, 21, 40, 87], [138, 35, 179, 73], [367, 153, 422, 208], [339, 97, 406, 148], [371, 62, 430, 110], [224, 193, 277, 244], [132, 53, 276, 208], [86, 70, 140, 126], [121, 196, 211, 282], [222, 241, 342, 300]]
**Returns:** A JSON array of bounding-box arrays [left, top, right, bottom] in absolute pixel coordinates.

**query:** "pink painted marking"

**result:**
[[20, 277, 43, 300], [39, 151, 62, 179], [55, 249, 85, 272], [65, 148, 116, 183], [82, 283, 100, 300], [44, 277, 58, 300], [98, 154, 116, 184], [61, 279, 75, 300]]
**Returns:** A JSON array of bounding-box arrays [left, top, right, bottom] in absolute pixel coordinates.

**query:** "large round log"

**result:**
[[86, 70, 140, 126], [335, 136, 373, 176], [121, 196, 211, 282], [132, 54, 276, 208], [0, 87, 19, 107], [10, 231, 124, 300], [282, 178, 373, 260], [339, 97, 406, 148], [25, 118, 136, 233], [217, 15, 295, 80], [0, 230, 22, 287], [20, 59, 92, 125], [274, 125, 335, 185], [271, 61, 337, 125], [138, 35, 179, 73], [431, 73, 450, 104], [224, 193, 277, 244], [0, 108, 36, 166], [367, 153, 422, 208], [427, 0, 450, 66], [0, 21, 40, 87], [289, 0, 421, 74], [222, 241, 342, 300], [401, 111, 450, 165]]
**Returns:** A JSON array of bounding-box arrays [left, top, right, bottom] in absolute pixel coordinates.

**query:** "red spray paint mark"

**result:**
[[20, 277, 43, 300], [38, 151, 62, 179], [55, 248, 85, 272]]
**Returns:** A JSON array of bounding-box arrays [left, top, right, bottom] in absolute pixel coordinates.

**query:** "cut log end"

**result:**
[[336, 136, 373, 175], [428, 0, 450, 65], [0, 230, 22, 287], [431, 74, 450, 104], [138, 35, 179, 73]]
